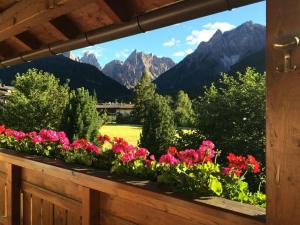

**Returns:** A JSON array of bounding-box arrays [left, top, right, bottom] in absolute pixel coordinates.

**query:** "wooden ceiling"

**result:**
[[0, 0, 180, 63], [0, 0, 261, 66]]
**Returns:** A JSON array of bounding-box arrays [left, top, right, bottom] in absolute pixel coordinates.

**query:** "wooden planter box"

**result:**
[[0, 149, 266, 225]]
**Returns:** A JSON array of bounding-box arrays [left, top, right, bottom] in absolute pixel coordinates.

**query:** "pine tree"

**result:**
[[139, 94, 176, 157], [62, 88, 101, 141], [132, 72, 156, 124], [174, 90, 195, 127]]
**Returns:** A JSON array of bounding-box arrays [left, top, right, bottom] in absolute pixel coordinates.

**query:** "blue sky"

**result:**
[[72, 1, 265, 66]]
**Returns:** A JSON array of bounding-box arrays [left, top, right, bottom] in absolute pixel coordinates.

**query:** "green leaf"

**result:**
[[209, 175, 223, 196]]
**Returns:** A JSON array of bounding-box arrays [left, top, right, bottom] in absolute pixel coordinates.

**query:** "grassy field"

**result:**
[[100, 124, 193, 146], [100, 124, 142, 145]]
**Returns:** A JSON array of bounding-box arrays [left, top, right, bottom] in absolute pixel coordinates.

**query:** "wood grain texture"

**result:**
[[267, 0, 300, 224], [0, 152, 265, 225]]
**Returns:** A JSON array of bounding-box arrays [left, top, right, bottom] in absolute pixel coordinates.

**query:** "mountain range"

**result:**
[[102, 50, 175, 89], [154, 21, 266, 96], [0, 21, 266, 101], [0, 55, 131, 101]]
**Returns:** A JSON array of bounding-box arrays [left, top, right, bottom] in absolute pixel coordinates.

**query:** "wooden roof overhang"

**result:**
[[0, 0, 262, 68]]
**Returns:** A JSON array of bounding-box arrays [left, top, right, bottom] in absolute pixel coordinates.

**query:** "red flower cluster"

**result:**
[[111, 137, 150, 164], [160, 140, 216, 166], [97, 135, 110, 144], [224, 153, 260, 177], [69, 138, 100, 154]]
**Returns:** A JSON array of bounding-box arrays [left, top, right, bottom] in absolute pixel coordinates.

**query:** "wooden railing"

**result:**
[[0, 149, 266, 225]]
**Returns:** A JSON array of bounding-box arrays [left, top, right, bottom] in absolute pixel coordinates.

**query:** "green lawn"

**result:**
[[100, 124, 142, 145], [100, 124, 193, 146]]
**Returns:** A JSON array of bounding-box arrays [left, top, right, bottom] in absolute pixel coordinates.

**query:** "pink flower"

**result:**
[[32, 135, 43, 143], [39, 129, 59, 142], [177, 149, 199, 166], [27, 131, 37, 138], [112, 137, 129, 154], [159, 153, 180, 165], [120, 153, 135, 163], [150, 155, 156, 161], [134, 147, 149, 160], [198, 140, 216, 162], [86, 143, 101, 154]]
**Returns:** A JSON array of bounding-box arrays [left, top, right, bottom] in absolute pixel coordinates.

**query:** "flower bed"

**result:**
[[0, 125, 266, 207]]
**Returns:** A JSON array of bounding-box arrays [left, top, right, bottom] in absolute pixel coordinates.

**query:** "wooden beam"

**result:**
[[267, 0, 300, 224], [50, 15, 81, 39], [16, 31, 43, 50], [0, 0, 98, 42]]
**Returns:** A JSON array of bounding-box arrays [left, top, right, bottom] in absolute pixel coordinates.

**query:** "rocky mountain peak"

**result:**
[[102, 50, 176, 89], [80, 51, 101, 70]]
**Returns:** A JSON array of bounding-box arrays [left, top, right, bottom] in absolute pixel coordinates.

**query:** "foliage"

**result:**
[[62, 88, 102, 142], [132, 72, 156, 124], [174, 90, 196, 127], [139, 94, 176, 157], [0, 124, 266, 207], [0, 69, 69, 131], [194, 68, 265, 165]]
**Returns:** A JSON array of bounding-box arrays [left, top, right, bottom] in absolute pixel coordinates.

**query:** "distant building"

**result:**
[[97, 103, 134, 119], [0, 84, 14, 101]]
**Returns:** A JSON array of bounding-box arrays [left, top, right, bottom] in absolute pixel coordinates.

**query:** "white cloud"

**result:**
[[186, 22, 236, 45], [115, 49, 130, 59], [83, 46, 104, 57], [163, 38, 180, 47], [173, 48, 194, 57]]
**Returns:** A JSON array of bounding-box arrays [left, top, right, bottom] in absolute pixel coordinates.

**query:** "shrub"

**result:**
[[174, 90, 196, 127], [194, 68, 265, 165], [139, 94, 176, 157], [62, 88, 102, 142], [0, 69, 69, 131]]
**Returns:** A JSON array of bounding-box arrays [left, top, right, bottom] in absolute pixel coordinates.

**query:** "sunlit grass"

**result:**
[[100, 124, 193, 146], [100, 124, 142, 145]]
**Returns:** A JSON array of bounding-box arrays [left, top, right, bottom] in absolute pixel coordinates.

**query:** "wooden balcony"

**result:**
[[0, 149, 265, 225]]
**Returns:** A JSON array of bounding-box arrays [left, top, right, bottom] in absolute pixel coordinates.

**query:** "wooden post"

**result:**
[[81, 187, 101, 225], [6, 164, 21, 225], [267, 0, 300, 224]]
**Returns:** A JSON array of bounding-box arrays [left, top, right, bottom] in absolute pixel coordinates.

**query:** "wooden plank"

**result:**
[[32, 196, 42, 225], [22, 181, 81, 213], [6, 164, 21, 225], [67, 211, 81, 225], [41, 200, 53, 225], [53, 205, 67, 225], [0, 150, 265, 225], [267, 0, 300, 224], [0, 180, 5, 218], [100, 193, 207, 225], [0, 0, 98, 42], [22, 192, 31, 225], [81, 187, 101, 225], [0, 161, 8, 174], [100, 212, 137, 225], [22, 167, 82, 202]]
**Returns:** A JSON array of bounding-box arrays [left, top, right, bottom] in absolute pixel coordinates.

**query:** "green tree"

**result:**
[[62, 87, 102, 142], [174, 90, 196, 127], [139, 94, 176, 156], [194, 67, 265, 163], [0, 69, 69, 131], [132, 72, 156, 124]]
